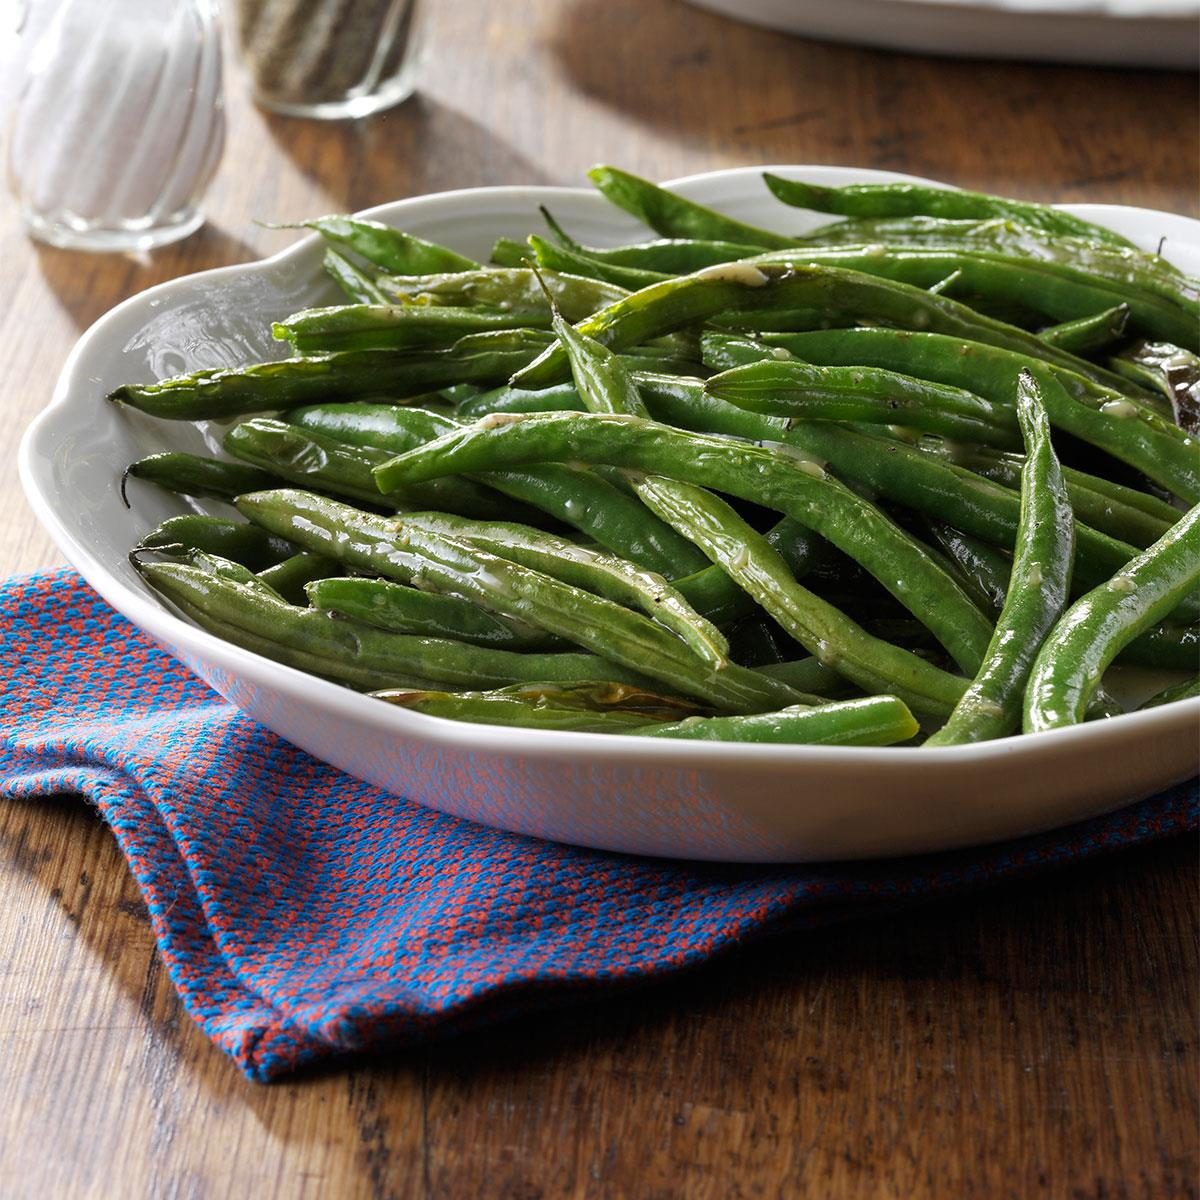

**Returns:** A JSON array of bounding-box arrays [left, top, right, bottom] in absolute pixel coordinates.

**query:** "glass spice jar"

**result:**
[[7, 0, 225, 252], [232, 0, 424, 120]]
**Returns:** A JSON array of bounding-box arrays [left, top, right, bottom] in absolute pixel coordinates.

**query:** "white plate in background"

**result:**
[[18, 165, 1200, 862], [684, 0, 1200, 69]]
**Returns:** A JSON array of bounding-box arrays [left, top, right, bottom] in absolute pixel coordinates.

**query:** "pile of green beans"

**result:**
[[114, 167, 1200, 747]]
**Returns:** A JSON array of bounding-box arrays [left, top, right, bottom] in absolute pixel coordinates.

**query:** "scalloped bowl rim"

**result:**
[[16, 164, 1200, 860]]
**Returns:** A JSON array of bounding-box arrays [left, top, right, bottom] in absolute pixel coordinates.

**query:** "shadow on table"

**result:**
[[33, 224, 261, 335], [547, 0, 1193, 204], [255, 93, 553, 213]]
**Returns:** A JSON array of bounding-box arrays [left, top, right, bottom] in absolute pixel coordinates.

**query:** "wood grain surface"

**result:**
[[1, 2, 1197, 1196]]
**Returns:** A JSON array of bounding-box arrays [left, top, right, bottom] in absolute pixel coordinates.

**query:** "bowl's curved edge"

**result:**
[[15, 166, 1200, 861]]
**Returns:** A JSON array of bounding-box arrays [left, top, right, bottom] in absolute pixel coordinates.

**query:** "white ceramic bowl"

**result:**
[[684, 0, 1200, 70], [18, 166, 1200, 862]]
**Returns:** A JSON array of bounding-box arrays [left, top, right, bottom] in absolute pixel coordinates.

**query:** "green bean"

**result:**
[[699, 333, 784, 371], [486, 464, 711, 574], [923, 519, 1197, 673], [1043, 462, 1183, 525], [756, 657, 853, 698], [1139, 677, 1200, 709], [921, 521, 1010, 616], [631, 475, 969, 717], [124, 452, 279, 504], [741, 244, 1196, 351], [538, 211, 765, 275], [283, 401, 708, 575], [371, 411, 994, 675], [256, 552, 339, 604], [671, 565, 754, 626], [711, 307, 863, 336], [509, 262, 1152, 395], [762, 174, 1138, 249], [703, 335, 1186, 538], [142, 545, 280, 592], [323, 249, 388, 304], [224, 417, 511, 520], [534, 286, 734, 591], [790, 216, 1194, 316], [137, 556, 655, 693], [1040, 305, 1130, 355], [383, 694, 661, 731], [285, 400, 458, 447], [598, 238, 769, 272], [456, 381, 586, 419], [760, 329, 1200, 505], [589, 164, 798, 250], [672, 517, 822, 625], [637, 371, 1175, 606], [1033, 479, 1176, 554], [1114, 621, 1199, 671], [795, 210, 1162, 260], [375, 679, 707, 732], [706, 360, 1020, 447], [765, 517, 831, 579], [297, 214, 479, 274], [376, 267, 626, 322], [414, 679, 701, 714], [307, 576, 555, 650], [529, 234, 667, 291], [614, 342, 706, 375], [913, 438, 1176, 549], [168, 593, 440, 688], [134, 514, 298, 570], [234, 490, 808, 712], [391, 508, 729, 667], [633, 696, 919, 745], [545, 291, 737, 577], [363, 275, 697, 377], [649, 372, 1200, 640], [490, 236, 533, 267], [927, 372, 1074, 744], [273, 304, 550, 354], [373, 690, 671, 733], [1025, 503, 1200, 730], [110, 330, 553, 421], [858, 617, 939, 650], [799, 214, 1069, 249]]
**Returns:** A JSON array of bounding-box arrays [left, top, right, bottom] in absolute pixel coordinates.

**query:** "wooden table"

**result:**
[[1, 3, 1197, 1196]]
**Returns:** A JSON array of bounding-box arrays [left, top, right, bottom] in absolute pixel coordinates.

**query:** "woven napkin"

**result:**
[[1, 569, 1195, 1082]]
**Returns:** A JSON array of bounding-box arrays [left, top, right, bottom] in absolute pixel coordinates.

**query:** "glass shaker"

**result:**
[[7, 0, 225, 252], [232, 0, 423, 120]]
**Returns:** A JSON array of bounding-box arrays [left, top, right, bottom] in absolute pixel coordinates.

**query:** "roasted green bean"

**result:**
[[1025, 503, 1200, 729], [633, 695, 919, 745], [762, 174, 1138, 249], [371, 410, 994, 674], [234, 490, 809, 712], [927, 373, 1074, 744]]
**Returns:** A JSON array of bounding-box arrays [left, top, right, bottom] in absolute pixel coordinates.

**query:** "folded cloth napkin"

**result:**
[[1, 570, 1196, 1082]]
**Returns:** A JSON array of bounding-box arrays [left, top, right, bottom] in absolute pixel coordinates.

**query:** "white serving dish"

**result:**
[[684, 0, 1200, 69], [18, 166, 1200, 862]]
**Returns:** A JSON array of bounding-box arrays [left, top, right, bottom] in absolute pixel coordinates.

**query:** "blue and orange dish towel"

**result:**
[[1, 570, 1195, 1081]]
